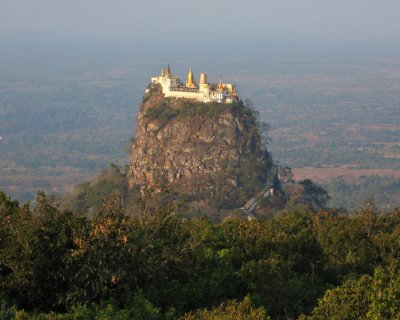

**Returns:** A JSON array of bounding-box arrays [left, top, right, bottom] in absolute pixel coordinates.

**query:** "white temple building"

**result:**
[[150, 65, 239, 103]]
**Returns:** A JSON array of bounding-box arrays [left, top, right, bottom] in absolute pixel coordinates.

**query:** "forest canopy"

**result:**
[[0, 190, 399, 319]]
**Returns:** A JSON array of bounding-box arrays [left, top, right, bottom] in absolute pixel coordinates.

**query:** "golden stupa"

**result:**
[[185, 66, 197, 88]]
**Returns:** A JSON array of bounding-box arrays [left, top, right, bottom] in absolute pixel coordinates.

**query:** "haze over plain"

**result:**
[[0, 0, 399, 209]]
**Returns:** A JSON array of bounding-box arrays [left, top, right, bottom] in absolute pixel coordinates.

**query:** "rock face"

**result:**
[[128, 84, 274, 208]]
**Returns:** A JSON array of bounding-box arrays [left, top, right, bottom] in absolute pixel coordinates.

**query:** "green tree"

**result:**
[[2, 192, 82, 311], [298, 179, 330, 211], [301, 265, 400, 320], [300, 276, 371, 320], [181, 296, 270, 320], [62, 164, 136, 216], [0, 192, 20, 296], [64, 193, 134, 307], [367, 265, 400, 320]]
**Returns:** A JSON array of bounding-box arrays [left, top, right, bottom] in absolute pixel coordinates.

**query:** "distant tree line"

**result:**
[[323, 175, 400, 211]]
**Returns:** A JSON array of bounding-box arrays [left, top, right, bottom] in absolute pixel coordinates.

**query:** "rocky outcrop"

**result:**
[[128, 84, 275, 209]]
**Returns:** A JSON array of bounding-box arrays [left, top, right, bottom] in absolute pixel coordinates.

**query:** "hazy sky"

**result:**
[[1, 0, 399, 45]]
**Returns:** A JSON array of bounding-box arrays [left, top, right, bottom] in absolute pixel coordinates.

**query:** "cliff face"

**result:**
[[128, 84, 274, 209]]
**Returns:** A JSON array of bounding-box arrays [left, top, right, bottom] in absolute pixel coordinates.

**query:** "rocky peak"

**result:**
[[128, 84, 276, 209]]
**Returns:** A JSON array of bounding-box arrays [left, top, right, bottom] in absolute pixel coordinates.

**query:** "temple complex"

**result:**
[[150, 65, 239, 103]]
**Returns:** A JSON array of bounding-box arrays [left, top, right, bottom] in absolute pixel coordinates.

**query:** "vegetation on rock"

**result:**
[[129, 84, 281, 214]]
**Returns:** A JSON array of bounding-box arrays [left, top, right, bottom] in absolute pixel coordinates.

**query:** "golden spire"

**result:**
[[166, 64, 171, 77], [185, 65, 196, 88], [161, 67, 165, 77], [231, 84, 238, 96], [217, 75, 224, 91]]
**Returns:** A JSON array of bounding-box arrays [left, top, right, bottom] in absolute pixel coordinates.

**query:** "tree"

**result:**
[[315, 214, 379, 277], [64, 193, 133, 307], [367, 265, 400, 320], [0, 192, 20, 288], [298, 179, 330, 211], [300, 276, 371, 320], [301, 265, 400, 320], [2, 192, 81, 311], [181, 296, 271, 320]]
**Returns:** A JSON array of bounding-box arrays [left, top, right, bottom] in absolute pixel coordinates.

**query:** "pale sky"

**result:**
[[1, 0, 399, 45]]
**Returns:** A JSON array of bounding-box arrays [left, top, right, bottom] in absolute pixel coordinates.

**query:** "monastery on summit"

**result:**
[[151, 65, 239, 103]]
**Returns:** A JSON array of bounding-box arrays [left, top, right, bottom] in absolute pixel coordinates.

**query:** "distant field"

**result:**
[[292, 167, 400, 182], [0, 44, 399, 209]]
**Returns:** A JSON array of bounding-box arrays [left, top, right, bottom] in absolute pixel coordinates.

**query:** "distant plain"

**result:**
[[0, 43, 399, 209]]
